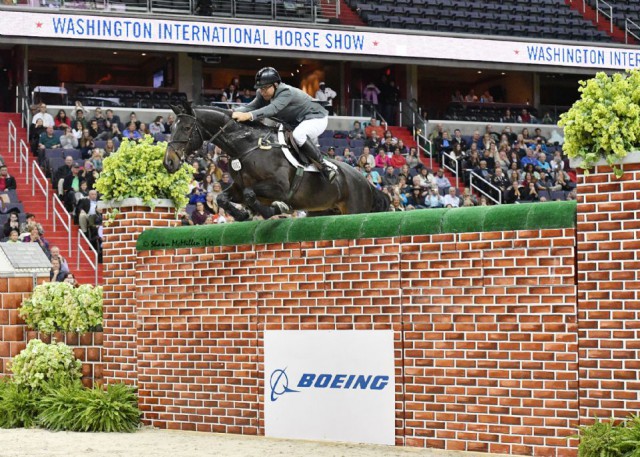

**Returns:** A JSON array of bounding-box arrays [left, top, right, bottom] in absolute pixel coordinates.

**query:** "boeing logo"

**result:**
[[269, 368, 390, 402], [269, 368, 299, 402]]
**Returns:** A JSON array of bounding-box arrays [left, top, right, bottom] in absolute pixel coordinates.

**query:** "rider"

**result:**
[[231, 67, 336, 183]]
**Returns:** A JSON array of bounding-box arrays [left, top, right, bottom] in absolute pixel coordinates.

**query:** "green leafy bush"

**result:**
[[95, 135, 193, 210], [0, 378, 40, 428], [9, 339, 82, 391], [19, 282, 103, 333], [559, 70, 640, 177], [577, 415, 640, 457], [39, 383, 140, 433]]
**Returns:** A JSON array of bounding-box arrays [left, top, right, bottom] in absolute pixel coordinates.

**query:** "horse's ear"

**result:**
[[170, 104, 184, 115], [183, 101, 195, 116]]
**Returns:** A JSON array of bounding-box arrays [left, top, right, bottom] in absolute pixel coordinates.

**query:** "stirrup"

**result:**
[[322, 166, 337, 183]]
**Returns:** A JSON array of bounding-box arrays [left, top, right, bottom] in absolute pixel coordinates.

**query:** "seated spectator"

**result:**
[[88, 119, 109, 141], [348, 120, 364, 140], [189, 186, 207, 205], [204, 192, 218, 215], [536, 152, 551, 173], [381, 166, 398, 187], [443, 187, 460, 208], [406, 186, 426, 210], [464, 89, 478, 102], [365, 117, 385, 139], [49, 258, 67, 283], [501, 109, 517, 124], [239, 89, 254, 104], [389, 195, 405, 212], [74, 109, 88, 129], [77, 190, 99, 234], [375, 149, 389, 169], [20, 212, 44, 236], [138, 123, 150, 137], [406, 147, 421, 169], [435, 169, 451, 195], [163, 114, 175, 134], [3, 212, 20, 238], [365, 130, 381, 150], [122, 123, 143, 140], [520, 148, 538, 169], [64, 273, 78, 287], [32, 103, 55, 128], [518, 108, 534, 123], [491, 168, 510, 202], [425, 187, 444, 208], [60, 127, 78, 150], [105, 109, 123, 132], [72, 120, 84, 140], [54, 109, 70, 130], [389, 148, 407, 169], [381, 130, 397, 151], [416, 167, 436, 189], [103, 139, 117, 156], [342, 148, 357, 167], [49, 246, 70, 274], [541, 112, 555, 124], [126, 112, 141, 130], [5, 229, 20, 243], [362, 163, 381, 187], [149, 116, 165, 138], [62, 162, 84, 212], [326, 146, 337, 161], [79, 129, 96, 159], [358, 147, 376, 169], [480, 91, 494, 103], [0, 166, 16, 191], [190, 201, 208, 225], [23, 227, 50, 257], [38, 126, 61, 151]]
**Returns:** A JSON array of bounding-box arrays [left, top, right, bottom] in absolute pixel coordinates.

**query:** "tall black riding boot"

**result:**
[[299, 140, 336, 183]]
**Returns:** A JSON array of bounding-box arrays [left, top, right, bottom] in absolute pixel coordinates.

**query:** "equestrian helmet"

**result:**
[[255, 67, 281, 89]]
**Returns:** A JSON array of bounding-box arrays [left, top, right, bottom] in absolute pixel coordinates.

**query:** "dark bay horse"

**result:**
[[164, 102, 389, 219]]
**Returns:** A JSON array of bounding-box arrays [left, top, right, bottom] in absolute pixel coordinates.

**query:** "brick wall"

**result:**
[[0, 276, 35, 374], [101, 203, 175, 384], [130, 228, 578, 455], [576, 161, 640, 420]]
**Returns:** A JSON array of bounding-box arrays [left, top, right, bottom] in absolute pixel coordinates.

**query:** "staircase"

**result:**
[[0, 112, 102, 285], [565, 0, 632, 43], [335, 0, 366, 26]]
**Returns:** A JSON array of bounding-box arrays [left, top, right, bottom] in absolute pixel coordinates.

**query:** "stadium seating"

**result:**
[[349, 0, 614, 42]]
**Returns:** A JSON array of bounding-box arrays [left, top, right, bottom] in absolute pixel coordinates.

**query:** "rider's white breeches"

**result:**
[[292, 116, 328, 146]]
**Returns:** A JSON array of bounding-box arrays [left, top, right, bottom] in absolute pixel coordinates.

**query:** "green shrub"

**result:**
[[39, 383, 140, 432], [0, 378, 40, 428], [577, 416, 640, 457], [559, 70, 640, 177], [95, 135, 193, 210], [9, 339, 82, 391], [19, 282, 103, 333]]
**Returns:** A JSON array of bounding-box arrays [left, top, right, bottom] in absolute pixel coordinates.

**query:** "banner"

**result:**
[[1, 10, 640, 70], [264, 330, 395, 445]]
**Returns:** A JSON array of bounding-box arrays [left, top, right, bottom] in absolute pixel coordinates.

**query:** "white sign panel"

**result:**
[[1, 11, 640, 70], [264, 330, 395, 445]]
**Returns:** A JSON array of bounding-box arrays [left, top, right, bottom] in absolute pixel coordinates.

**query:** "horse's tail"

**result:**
[[370, 187, 391, 213]]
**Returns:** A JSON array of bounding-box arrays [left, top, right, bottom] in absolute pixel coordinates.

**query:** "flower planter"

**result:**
[[570, 151, 640, 170], [98, 197, 175, 210]]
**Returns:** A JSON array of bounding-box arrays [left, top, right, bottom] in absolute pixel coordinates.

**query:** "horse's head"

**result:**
[[163, 102, 233, 173]]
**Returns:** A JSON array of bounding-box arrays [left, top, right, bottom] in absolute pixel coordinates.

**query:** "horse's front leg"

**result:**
[[216, 184, 252, 222], [242, 188, 289, 220]]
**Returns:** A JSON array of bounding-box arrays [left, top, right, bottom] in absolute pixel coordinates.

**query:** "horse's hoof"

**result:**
[[271, 201, 290, 214]]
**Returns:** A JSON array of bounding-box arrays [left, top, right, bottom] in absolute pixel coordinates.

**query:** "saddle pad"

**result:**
[[277, 128, 337, 173]]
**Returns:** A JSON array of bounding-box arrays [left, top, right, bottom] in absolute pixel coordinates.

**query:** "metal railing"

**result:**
[[626, 18, 640, 44], [595, 0, 613, 34], [77, 229, 99, 285], [24, 0, 337, 22], [415, 133, 433, 171], [53, 194, 72, 256], [19, 140, 30, 183], [8, 120, 16, 162], [32, 161, 50, 220], [468, 170, 502, 205], [442, 152, 459, 190], [349, 99, 381, 119]]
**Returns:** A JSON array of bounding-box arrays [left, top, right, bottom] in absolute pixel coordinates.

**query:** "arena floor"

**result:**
[[0, 428, 508, 457]]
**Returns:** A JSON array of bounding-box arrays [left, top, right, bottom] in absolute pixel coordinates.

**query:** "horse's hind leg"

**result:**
[[217, 187, 252, 222]]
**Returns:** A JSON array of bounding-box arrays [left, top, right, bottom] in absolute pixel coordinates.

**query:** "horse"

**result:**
[[164, 102, 389, 220]]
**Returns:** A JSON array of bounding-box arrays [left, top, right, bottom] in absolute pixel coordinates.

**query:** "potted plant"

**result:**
[[95, 135, 193, 212], [559, 70, 640, 178]]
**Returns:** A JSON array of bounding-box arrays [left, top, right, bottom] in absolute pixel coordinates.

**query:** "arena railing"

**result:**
[[32, 161, 50, 220], [626, 18, 640, 44], [52, 0, 331, 22], [442, 152, 460, 190], [19, 139, 30, 183], [595, 0, 613, 34], [53, 194, 72, 256], [467, 170, 502, 205], [7, 120, 16, 162], [77, 229, 98, 285], [415, 133, 433, 171]]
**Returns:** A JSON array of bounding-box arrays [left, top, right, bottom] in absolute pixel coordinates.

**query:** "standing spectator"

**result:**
[[315, 82, 337, 115], [363, 81, 381, 109]]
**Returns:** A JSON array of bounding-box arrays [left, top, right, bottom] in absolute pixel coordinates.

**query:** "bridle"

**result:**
[[169, 112, 234, 158]]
